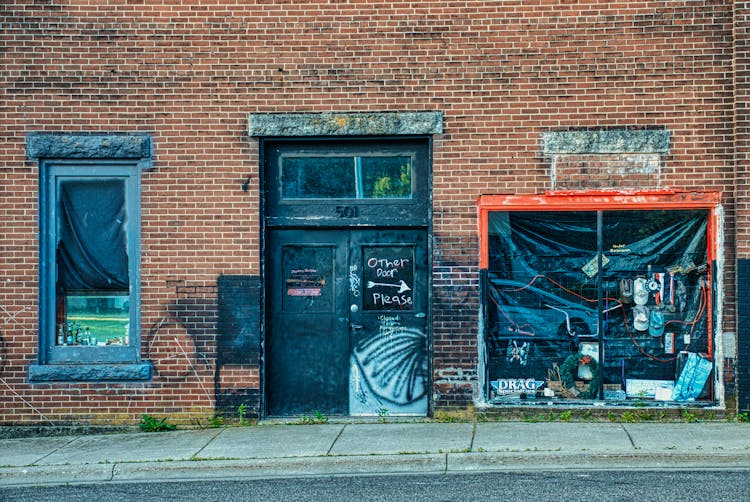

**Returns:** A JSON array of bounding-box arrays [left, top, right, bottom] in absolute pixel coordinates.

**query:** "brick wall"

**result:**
[[0, 1, 740, 422], [735, 1, 750, 414]]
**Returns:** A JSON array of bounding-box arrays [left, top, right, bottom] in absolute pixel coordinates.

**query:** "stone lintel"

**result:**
[[542, 129, 670, 155], [26, 132, 152, 162], [248, 111, 443, 137]]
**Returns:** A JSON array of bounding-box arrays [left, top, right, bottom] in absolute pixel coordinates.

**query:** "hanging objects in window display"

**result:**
[[484, 208, 713, 404]]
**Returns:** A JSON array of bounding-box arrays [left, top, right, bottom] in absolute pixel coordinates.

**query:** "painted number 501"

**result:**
[[335, 206, 359, 218]]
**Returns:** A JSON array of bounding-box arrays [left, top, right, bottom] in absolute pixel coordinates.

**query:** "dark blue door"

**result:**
[[266, 229, 428, 416]]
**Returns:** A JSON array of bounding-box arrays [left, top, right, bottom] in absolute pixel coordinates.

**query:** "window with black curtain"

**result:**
[[39, 161, 141, 367]]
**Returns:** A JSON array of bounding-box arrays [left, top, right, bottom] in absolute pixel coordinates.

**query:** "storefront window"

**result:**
[[480, 194, 717, 405]]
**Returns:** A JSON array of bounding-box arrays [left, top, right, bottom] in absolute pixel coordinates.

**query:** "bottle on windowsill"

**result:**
[[75, 324, 82, 345], [57, 324, 65, 346]]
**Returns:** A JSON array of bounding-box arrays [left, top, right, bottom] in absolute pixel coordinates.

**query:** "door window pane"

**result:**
[[281, 156, 412, 199], [360, 157, 412, 198], [282, 245, 334, 313], [282, 157, 355, 198]]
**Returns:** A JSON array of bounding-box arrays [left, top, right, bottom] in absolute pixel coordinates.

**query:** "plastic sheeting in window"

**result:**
[[485, 209, 711, 403], [57, 179, 129, 292]]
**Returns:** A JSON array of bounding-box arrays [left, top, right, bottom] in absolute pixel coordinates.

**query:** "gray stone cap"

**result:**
[[542, 129, 670, 155], [26, 132, 152, 162], [248, 111, 443, 137], [28, 362, 152, 382]]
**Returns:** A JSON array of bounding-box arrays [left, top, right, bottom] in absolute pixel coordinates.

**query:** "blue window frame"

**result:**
[[37, 161, 144, 370], [27, 133, 152, 380]]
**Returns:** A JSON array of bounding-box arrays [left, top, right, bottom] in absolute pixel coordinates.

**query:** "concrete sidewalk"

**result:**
[[1, 421, 749, 487]]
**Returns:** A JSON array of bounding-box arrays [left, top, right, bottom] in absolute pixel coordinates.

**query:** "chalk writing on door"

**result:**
[[362, 247, 414, 310]]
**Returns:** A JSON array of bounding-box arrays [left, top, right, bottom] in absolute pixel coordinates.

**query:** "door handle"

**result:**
[[350, 323, 363, 330]]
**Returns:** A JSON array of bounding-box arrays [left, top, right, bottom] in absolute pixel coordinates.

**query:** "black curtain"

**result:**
[[57, 179, 129, 291]]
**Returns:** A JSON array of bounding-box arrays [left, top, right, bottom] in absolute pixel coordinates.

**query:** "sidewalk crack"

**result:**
[[620, 424, 637, 449], [32, 436, 80, 465], [191, 427, 225, 459], [326, 423, 346, 456], [470, 422, 477, 452]]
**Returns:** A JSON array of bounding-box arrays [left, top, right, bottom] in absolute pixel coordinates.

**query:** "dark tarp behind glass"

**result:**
[[57, 179, 129, 292], [485, 210, 710, 402]]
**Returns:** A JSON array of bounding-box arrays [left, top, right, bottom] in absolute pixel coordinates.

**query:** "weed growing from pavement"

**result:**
[[298, 410, 329, 425], [237, 403, 248, 426], [682, 409, 698, 423], [377, 408, 389, 423], [139, 414, 177, 432]]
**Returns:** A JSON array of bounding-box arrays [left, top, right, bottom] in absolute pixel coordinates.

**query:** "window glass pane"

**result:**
[[54, 177, 132, 349], [57, 178, 129, 291], [601, 210, 710, 399], [360, 157, 412, 198], [282, 157, 355, 198], [282, 245, 334, 313], [281, 156, 413, 199], [484, 209, 712, 404], [57, 294, 130, 346]]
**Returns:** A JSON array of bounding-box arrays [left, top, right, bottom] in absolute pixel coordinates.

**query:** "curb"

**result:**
[[2, 451, 750, 487]]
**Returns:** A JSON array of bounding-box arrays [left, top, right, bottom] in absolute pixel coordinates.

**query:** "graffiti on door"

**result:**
[[350, 314, 428, 415]]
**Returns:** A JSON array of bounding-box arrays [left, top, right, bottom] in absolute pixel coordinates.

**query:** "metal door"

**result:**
[[266, 229, 428, 416]]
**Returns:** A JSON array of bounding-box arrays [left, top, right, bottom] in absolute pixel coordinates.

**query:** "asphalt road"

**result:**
[[2, 469, 749, 502]]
